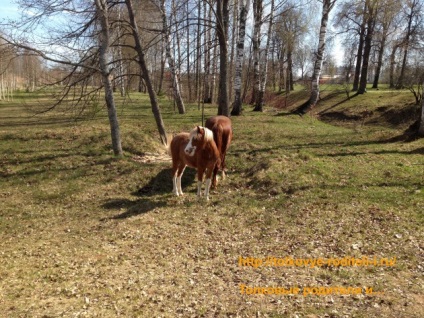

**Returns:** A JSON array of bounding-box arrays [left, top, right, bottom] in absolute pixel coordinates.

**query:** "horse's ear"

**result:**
[[197, 126, 204, 135]]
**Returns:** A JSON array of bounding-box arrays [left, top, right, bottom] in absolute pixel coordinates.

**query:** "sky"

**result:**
[[0, 0, 344, 66], [0, 0, 19, 21]]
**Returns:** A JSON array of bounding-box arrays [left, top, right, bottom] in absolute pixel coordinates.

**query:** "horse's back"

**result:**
[[205, 115, 232, 132], [170, 132, 189, 158], [205, 116, 232, 153]]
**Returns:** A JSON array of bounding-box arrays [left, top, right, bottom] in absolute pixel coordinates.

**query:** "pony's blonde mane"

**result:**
[[203, 127, 214, 142], [190, 126, 214, 143]]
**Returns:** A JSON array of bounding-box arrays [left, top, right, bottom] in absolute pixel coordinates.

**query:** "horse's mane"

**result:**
[[203, 127, 214, 143], [190, 126, 214, 143]]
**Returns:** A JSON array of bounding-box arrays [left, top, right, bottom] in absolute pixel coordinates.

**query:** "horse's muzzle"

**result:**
[[184, 146, 196, 156]]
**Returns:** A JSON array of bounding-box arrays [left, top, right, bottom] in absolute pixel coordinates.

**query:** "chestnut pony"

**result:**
[[169, 126, 220, 200], [205, 115, 233, 188]]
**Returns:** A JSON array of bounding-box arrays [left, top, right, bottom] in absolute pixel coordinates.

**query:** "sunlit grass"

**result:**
[[0, 89, 423, 317]]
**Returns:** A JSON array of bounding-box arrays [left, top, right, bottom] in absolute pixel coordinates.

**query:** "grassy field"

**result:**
[[0, 87, 423, 317]]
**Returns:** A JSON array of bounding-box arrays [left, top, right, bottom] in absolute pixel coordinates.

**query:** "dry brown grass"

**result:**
[[0, 91, 423, 317]]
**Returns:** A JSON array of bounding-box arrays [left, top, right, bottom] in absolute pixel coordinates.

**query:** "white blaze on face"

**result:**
[[184, 130, 198, 156]]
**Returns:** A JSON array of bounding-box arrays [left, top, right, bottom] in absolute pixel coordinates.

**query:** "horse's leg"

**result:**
[[196, 168, 205, 197], [172, 161, 180, 196], [212, 165, 218, 189], [221, 153, 226, 180], [213, 125, 223, 188], [177, 164, 186, 195], [204, 168, 214, 201], [221, 131, 231, 180]]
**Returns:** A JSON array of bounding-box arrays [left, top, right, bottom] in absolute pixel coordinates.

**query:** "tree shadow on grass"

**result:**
[[318, 95, 357, 115], [320, 146, 424, 158], [101, 198, 167, 219], [274, 111, 299, 117]]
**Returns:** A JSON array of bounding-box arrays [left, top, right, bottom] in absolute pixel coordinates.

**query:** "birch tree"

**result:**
[[419, 81, 424, 136], [125, 0, 168, 146], [114, 6, 126, 97], [216, 0, 230, 116], [352, 5, 366, 92], [372, 0, 400, 89], [1, 0, 124, 155], [358, 0, 379, 94], [231, 0, 250, 116], [203, 3, 213, 104], [396, 0, 422, 89], [0, 39, 16, 101], [254, 0, 274, 112], [95, 0, 123, 155], [250, 0, 263, 105], [160, 0, 185, 114], [295, 0, 337, 115], [389, 41, 401, 88]]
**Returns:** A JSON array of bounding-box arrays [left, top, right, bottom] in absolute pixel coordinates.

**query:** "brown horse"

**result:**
[[169, 126, 220, 200], [205, 115, 233, 188]]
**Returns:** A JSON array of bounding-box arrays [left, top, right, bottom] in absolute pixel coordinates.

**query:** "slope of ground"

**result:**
[[271, 84, 421, 138]]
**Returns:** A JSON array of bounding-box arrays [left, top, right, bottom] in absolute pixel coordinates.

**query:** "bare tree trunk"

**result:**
[[250, 0, 263, 105], [138, 69, 145, 93], [187, 0, 192, 102], [372, 4, 393, 90], [161, 0, 185, 114], [295, 0, 336, 115], [231, 0, 250, 116], [396, 0, 419, 89], [157, 39, 165, 95], [211, 34, 218, 104], [278, 44, 285, 93], [203, 4, 212, 103], [358, 0, 377, 95], [372, 35, 386, 89], [285, 49, 293, 91], [116, 6, 125, 97], [195, 1, 202, 104], [229, 0, 238, 104], [125, 0, 167, 146], [389, 43, 398, 88], [352, 8, 366, 92], [94, 0, 122, 156], [0, 73, 4, 100], [216, 0, 230, 116], [172, 0, 183, 101], [0, 63, 3, 100], [271, 37, 276, 91], [419, 86, 424, 136], [254, 0, 274, 112], [242, 43, 253, 102]]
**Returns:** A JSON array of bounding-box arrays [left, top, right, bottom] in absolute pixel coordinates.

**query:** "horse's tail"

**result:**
[[165, 133, 174, 156], [215, 124, 224, 170]]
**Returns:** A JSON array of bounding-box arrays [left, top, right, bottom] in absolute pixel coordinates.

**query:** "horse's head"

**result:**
[[184, 126, 213, 156]]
